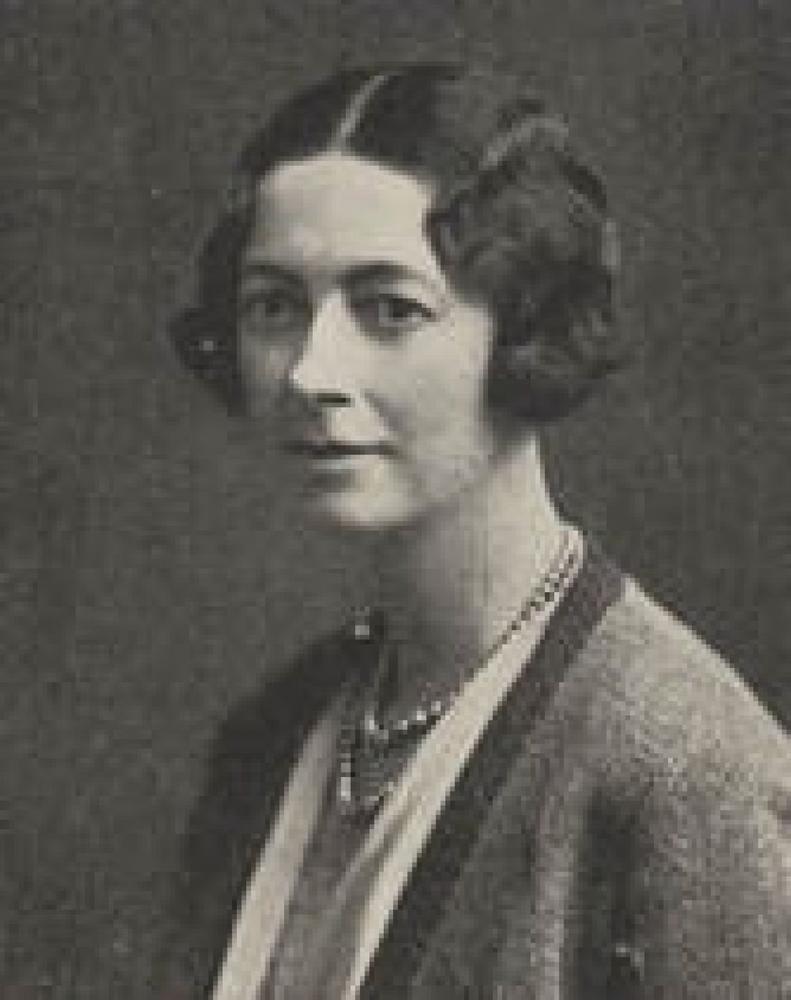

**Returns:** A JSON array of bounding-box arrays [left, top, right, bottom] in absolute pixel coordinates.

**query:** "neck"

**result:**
[[364, 437, 567, 711]]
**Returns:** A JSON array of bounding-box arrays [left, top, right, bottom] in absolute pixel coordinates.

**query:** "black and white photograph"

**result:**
[[3, 2, 790, 998]]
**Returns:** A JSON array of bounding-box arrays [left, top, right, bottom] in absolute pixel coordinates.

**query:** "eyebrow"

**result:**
[[239, 259, 445, 295], [238, 261, 302, 285]]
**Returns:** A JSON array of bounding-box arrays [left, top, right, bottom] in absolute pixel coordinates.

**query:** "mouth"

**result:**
[[284, 440, 390, 459]]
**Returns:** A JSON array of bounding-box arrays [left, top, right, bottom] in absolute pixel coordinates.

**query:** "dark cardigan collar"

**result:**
[[361, 538, 623, 997]]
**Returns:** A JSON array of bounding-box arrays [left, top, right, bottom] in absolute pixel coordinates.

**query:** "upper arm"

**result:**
[[619, 750, 791, 997]]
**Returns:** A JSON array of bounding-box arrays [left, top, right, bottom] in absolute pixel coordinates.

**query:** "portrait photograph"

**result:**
[[3, 1, 790, 997]]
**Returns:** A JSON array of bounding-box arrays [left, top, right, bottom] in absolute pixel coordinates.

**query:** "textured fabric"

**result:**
[[159, 547, 791, 998], [394, 577, 791, 998]]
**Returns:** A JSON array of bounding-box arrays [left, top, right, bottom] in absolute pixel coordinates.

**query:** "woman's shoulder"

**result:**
[[567, 571, 791, 813], [555, 573, 791, 991]]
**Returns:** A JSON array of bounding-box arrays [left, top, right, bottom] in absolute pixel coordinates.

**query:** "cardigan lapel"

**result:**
[[171, 631, 362, 996], [360, 542, 624, 999]]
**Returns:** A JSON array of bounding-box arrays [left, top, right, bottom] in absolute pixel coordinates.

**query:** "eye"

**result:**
[[238, 287, 307, 333], [354, 293, 435, 335]]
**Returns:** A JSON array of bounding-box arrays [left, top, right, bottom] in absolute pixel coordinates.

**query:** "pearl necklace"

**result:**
[[337, 527, 582, 815]]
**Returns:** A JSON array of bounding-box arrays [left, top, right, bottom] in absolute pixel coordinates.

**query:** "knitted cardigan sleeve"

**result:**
[[623, 747, 791, 997], [587, 586, 791, 997]]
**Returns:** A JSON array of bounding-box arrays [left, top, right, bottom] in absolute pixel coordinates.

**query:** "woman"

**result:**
[[163, 64, 791, 998]]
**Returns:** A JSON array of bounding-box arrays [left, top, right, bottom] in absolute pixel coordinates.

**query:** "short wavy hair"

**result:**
[[171, 63, 626, 421]]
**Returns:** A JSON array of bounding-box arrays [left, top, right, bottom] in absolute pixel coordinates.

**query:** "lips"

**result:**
[[284, 439, 390, 458]]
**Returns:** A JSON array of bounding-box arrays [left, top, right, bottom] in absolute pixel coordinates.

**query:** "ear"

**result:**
[[169, 308, 243, 413]]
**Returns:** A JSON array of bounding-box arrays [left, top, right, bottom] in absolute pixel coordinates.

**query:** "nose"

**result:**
[[288, 292, 355, 403]]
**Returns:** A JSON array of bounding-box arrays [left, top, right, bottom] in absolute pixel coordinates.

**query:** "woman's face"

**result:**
[[238, 151, 500, 530]]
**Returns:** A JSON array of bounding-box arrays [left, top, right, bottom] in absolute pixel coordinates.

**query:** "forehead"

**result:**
[[244, 152, 444, 280]]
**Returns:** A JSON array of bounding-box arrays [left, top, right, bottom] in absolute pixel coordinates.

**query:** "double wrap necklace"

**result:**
[[337, 526, 582, 816]]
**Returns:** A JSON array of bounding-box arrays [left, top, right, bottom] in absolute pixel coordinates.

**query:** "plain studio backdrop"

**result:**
[[2, 0, 789, 995]]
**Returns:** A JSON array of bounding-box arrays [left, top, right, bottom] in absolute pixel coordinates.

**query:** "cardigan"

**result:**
[[215, 528, 583, 1000], [158, 545, 791, 998]]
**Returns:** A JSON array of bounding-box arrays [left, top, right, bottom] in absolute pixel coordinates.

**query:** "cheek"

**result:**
[[238, 337, 293, 410], [374, 341, 492, 443]]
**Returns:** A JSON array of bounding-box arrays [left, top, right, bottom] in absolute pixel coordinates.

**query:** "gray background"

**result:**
[[3, 0, 790, 995]]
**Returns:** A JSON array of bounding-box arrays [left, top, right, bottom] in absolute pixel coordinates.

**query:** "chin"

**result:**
[[300, 489, 426, 534]]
